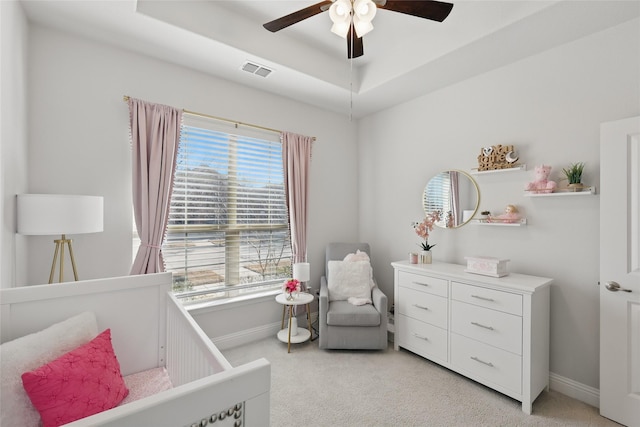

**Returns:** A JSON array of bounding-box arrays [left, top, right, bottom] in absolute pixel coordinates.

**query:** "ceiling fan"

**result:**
[[263, 0, 454, 59]]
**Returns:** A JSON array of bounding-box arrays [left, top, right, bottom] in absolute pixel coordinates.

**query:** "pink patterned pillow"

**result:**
[[21, 329, 129, 427]]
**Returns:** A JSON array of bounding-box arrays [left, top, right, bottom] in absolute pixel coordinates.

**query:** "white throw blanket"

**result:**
[[327, 260, 373, 305]]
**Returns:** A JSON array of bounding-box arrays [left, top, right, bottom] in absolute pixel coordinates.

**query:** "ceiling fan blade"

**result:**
[[263, 1, 333, 32], [347, 24, 364, 59], [378, 0, 453, 22]]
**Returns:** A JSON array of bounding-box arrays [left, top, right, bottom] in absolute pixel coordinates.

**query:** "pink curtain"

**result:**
[[282, 131, 314, 263], [450, 171, 460, 227], [128, 98, 182, 275], [282, 131, 313, 304]]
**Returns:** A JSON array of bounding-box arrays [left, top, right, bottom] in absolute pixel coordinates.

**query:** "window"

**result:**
[[423, 172, 450, 217], [163, 115, 291, 303]]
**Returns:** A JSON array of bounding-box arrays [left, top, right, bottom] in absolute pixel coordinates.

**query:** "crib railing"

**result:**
[[165, 293, 231, 387]]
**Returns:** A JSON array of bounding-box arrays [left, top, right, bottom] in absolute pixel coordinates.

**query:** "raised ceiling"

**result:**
[[21, 1, 640, 117]]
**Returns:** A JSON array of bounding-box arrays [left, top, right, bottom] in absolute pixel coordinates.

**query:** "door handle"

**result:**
[[605, 281, 632, 293]]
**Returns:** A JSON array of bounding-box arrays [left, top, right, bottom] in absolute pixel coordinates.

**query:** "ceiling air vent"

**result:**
[[241, 61, 273, 78]]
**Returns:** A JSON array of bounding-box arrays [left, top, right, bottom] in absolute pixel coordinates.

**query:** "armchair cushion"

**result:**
[[327, 260, 373, 302], [326, 301, 381, 327]]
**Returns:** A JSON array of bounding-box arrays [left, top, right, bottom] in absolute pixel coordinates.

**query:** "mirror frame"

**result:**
[[422, 169, 480, 229]]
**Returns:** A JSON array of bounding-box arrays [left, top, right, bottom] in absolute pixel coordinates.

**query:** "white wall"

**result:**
[[12, 23, 359, 332], [358, 18, 640, 391], [0, 0, 29, 289]]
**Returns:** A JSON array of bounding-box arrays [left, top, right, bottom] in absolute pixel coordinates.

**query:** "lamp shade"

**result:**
[[17, 194, 104, 235], [353, 0, 376, 37], [330, 0, 352, 38], [293, 262, 310, 282]]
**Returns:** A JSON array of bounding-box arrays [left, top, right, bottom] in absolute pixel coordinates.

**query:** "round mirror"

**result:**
[[422, 170, 480, 228]]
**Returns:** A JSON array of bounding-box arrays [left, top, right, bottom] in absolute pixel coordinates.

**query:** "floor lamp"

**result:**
[[17, 194, 104, 284]]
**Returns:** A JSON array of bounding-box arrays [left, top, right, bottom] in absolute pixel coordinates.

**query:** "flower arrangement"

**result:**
[[283, 278, 300, 300], [413, 210, 441, 251]]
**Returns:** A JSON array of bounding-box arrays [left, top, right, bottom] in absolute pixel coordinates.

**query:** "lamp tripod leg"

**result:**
[[66, 240, 79, 281], [49, 235, 79, 284], [49, 241, 62, 284], [59, 236, 65, 283]]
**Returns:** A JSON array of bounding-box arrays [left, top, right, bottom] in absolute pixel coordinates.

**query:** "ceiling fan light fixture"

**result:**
[[330, 0, 352, 38], [354, 0, 376, 21], [331, 21, 351, 38], [353, 16, 374, 37]]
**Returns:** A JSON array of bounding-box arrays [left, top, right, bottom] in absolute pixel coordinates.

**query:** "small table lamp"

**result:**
[[293, 262, 310, 292], [17, 194, 104, 284]]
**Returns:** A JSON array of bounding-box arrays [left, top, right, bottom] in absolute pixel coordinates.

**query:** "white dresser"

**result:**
[[392, 261, 552, 414]]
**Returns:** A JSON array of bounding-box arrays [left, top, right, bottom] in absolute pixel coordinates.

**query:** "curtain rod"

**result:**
[[123, 96, 315, 141]]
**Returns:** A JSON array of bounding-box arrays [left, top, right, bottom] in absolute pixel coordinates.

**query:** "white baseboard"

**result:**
[[212, 321, 280, 350], [212, 313, 318, 351], [549, 372, 600, 408]]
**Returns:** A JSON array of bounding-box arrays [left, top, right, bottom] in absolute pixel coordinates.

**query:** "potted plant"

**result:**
[[562, 162, 586, 191], [413, 210, 441, 264]]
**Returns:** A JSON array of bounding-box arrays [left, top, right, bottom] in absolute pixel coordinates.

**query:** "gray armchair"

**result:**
[[319, 242, 388, 350]]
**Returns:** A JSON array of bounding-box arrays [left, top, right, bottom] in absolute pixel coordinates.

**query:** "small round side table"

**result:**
[[275, 292, 314, 353]]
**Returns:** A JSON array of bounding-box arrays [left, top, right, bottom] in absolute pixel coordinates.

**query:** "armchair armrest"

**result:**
[[319, 276, 330, 348], [320, 276, 329, 315], [371, 286, 387, 317]]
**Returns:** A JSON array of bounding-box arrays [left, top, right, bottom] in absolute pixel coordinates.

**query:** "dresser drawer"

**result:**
[[397, 314, 448, 363], [452, 282, 522, 316], [451, 300, 522, 355], [450, 333, 522, 394], [398, 271, 448, 297], [398, 286, 448, 329]]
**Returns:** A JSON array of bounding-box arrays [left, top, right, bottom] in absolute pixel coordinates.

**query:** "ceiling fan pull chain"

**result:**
[[350, 32, 353, 122]]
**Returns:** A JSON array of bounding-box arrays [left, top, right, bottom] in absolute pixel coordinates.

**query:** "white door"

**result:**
[[600, 116, 640, 426]]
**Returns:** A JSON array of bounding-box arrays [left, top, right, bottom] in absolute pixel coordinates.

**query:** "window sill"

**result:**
[[184, 288, 282, 315]]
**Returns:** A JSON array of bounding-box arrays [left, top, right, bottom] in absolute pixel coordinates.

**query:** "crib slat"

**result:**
[[166, 294, 229, 386]]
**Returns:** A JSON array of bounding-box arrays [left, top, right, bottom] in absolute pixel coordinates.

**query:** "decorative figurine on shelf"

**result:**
[[491, 204, 521, 223], [477, 144, 520, 171], [525, 164, 557, 194]]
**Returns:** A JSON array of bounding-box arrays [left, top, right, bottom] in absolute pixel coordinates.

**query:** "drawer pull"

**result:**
[[413, 304, 430, 311], [471, 321, 494, 330], [470, 356, 494, 367], [412, 281, 429, 287], [412, 333, 429, 341], [471, 294, 495, 302]]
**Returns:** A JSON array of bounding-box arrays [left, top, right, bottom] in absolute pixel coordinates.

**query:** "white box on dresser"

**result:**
[[392, 261, 552, 414]]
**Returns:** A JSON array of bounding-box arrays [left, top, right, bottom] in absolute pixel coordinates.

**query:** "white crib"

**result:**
[[0, 273, 270, 427]]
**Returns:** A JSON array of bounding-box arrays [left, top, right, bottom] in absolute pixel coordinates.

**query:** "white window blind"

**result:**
[[163, 115, 291, 302], [424, 172, 450, 217]]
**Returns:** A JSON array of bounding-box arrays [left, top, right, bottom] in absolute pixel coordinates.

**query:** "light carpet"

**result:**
[[223, 337, 619, 427]]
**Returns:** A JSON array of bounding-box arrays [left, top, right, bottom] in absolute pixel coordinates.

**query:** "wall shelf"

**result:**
[[470, 164, 526, 175], [524, 186, 597, 197], [471, 218, 527, 226]]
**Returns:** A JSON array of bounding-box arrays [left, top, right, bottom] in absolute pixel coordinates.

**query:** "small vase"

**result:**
[[568, 183, 584, 192], [419, 250, 432, 264], [286, 292, 294, 301]]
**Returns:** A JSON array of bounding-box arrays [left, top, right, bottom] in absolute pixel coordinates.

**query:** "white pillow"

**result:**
[[343, 249, 370, 263], [0, 312, 98, 427], [327, 260, 373, 302]]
